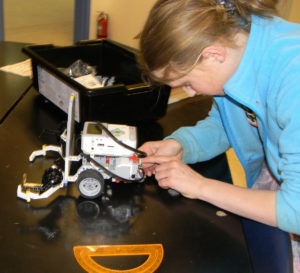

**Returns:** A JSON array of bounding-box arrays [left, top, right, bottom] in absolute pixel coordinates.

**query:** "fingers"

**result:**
[[154, 160, 179, 186], [141, 155, 176, 165], [138, 141, 161, 156], [141, 155, 178, 178], [142, 159, 178, 190], [139, 139, 183, 159], [142, 164, 157, 177], [142, 154, 204, 199]]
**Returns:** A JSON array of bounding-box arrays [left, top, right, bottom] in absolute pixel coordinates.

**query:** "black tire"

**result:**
[[42, 166, 63, 186], [77, 169, 105, 199]]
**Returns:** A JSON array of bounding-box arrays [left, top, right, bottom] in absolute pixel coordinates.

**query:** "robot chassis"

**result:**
[[17, 95, 146, 202]]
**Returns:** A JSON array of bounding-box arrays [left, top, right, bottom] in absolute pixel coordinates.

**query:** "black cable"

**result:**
[[95, 122, 147, 158]]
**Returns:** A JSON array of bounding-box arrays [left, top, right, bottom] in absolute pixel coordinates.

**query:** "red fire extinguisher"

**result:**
[[97, 12, 108, 39]]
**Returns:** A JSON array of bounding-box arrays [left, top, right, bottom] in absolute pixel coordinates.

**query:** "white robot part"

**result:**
[[17, 95, 145, 202], [81, 122, 138, 157]]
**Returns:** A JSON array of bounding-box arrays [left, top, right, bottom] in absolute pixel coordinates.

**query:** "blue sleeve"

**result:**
[[274, 64, 300, 234], [165, 102, 230, 163]]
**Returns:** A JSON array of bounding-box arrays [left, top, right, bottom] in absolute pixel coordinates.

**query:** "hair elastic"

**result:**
[[216, 0, 236, 14]]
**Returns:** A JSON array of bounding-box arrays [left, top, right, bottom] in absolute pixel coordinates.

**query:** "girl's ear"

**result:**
[[201, 45, 226, 63]]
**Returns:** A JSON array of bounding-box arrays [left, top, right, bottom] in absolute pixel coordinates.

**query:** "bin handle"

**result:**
[[125, 83, 152, 91]]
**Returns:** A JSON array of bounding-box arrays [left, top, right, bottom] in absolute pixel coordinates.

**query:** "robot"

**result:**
[[17, 95, 146, 202]]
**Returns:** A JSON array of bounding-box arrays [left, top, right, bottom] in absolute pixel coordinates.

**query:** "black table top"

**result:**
[[0, 90, 252, 273], [0, 42, 253, 273], [0, 41, 32, 124]]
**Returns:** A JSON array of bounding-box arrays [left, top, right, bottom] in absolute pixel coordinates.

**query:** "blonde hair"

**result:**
[[139, 0, 277, 82]]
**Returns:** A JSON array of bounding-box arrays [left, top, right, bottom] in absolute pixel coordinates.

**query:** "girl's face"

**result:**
[[152, 47, 237, 97]]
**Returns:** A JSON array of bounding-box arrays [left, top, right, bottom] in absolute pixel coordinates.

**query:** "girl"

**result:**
[[138, 0, 300, 270]]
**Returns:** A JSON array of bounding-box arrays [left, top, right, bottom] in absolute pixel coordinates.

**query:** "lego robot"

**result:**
[[17, 95, 146, 202]]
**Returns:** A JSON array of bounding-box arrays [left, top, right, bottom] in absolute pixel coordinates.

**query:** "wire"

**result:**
[[95, 122, 147, 158], [82, 122, 147, 182]]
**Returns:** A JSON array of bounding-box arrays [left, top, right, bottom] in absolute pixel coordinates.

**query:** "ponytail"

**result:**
[[235, 0, 277, 20], [139, 0, 278, 82]]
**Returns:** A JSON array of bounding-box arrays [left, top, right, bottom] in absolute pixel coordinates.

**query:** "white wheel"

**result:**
[[77, 170, 104, 199]]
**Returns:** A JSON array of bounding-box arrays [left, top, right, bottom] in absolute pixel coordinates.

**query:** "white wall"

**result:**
[[288, 0, 300, 23], [277, 0, 292, 19], [277, 0, 300, 23], [89, 0, 156, 48], [89, 0, 300, 48]]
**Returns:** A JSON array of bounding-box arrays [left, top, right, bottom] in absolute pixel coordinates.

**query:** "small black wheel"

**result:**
[[77, 169, 105, 199], [42, 166, 63, 186]]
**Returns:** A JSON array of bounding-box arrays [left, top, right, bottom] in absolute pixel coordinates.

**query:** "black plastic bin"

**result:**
[[23, 40, 170, 124]]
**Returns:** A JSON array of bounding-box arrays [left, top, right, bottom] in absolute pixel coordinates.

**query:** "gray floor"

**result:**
[[3, 0, 74, 45]]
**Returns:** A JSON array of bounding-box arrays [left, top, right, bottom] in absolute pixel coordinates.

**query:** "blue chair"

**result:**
[[242, 219, 293, 273]]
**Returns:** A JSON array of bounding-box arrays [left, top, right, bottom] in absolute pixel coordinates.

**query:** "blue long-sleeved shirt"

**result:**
[[166, 15, 300, 234]]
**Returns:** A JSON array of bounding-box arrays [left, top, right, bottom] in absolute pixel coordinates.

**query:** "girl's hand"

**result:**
[[142, 155, 207, 199], [139, 139, 183, 176]]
